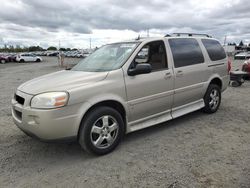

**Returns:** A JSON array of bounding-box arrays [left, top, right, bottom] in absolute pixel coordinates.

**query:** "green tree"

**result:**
[[29, 46, 44, 52], [47, 46, 57, 51], [239, 41, 244, 46], [59, 47, 66, 51], [15, 45, 23, 52]]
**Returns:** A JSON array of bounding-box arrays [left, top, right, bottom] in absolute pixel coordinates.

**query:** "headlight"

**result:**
[[31, 92, 69, 109]]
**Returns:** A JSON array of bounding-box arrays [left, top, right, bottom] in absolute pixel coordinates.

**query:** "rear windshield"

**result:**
[[201, 39, 226, 61]]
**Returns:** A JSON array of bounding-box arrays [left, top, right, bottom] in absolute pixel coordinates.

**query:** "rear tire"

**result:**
[[0, 59, 6, 64], [78, 106, 124, 155], [203, 84, 221, 114], [36, 59, 41, 62], [20, 59, 25, 63]]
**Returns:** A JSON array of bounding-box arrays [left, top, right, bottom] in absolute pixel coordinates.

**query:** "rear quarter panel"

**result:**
[[198, 38, 229, 94]]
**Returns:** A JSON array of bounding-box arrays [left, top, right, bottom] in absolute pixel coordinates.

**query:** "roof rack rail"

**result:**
[[165, 33, 212, 38]]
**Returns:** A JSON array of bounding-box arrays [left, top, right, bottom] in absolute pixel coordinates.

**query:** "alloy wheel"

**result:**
[[209, 89, 220, 110], [1, 59, 6, 64], [90, 115, 119, 149]]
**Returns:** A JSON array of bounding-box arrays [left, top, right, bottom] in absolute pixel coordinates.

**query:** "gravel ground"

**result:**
[[0, 57, 250, 188]]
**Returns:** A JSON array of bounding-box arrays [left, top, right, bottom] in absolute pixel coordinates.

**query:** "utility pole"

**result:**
[[58, 40, 61, 51], [224, 35, 227, 46], [147, 29, 149, 37], [89, 37, 92, 49]]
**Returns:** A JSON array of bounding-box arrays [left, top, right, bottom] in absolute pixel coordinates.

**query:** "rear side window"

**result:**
[[169, 38, 204, 68], [202, 39, 226, 61]]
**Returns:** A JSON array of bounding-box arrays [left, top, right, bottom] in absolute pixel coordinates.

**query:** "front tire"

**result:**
[[78, 106, 124, 155], [203, 84, 221, 113], [1, 59, 6, 64], [36, 59, 41, 62]]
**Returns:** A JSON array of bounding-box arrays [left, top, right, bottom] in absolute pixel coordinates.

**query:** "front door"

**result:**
[[124, 40, 174, 123]]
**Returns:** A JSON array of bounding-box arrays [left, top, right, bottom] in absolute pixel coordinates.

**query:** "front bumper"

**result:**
[[11, 90, 84, 141]]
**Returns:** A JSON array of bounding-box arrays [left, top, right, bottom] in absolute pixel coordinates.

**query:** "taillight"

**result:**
[[227, 58, 232, 73]]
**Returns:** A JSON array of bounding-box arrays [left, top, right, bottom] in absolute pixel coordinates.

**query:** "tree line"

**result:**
[[227, 41, 250, 47], [0, 45, 77, 53]]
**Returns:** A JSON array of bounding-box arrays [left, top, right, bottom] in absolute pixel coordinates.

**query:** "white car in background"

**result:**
[[234, 51, 250, 60], [16, 53, 43, 62]]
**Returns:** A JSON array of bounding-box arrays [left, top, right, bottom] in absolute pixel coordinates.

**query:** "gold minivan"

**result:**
[[12, 33, 230, 155]]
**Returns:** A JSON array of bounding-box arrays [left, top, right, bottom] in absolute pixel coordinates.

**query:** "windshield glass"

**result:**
[[72, 42, 138, 72]]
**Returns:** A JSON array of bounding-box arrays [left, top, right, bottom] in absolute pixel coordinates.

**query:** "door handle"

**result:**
[[164, 72, 172, 79], [176, 70, 183, 77]]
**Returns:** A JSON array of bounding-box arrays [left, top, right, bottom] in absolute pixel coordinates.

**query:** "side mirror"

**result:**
[[128, 63, 152, 76]]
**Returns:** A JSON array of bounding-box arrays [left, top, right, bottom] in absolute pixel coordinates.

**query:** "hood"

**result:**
[[18, 70, 108, 95]]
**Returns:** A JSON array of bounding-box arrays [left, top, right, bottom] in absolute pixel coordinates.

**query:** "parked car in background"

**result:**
[[0, 54, 9, 64], [242, 59, 250, 79], [234, 51, 250, 59], [75, 52, 84, 58], [5, 54, 17, 62], [33, 51, 44, 56], [12, 33, 230, 155], [47, 51, 59, 56], [16, 53, 42, 62], [68, 51, 78, 57]]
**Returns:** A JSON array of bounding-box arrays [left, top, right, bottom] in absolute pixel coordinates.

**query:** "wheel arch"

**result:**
[[209, 77, 222, 89], [202, 76, 223, 97], [77, 99, 127, 139]]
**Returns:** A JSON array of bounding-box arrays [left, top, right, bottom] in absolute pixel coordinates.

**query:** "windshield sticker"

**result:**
[[120, 44, 136, 48]]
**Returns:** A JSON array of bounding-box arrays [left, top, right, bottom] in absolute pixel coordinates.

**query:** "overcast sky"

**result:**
[[0, 0, 249, 48]]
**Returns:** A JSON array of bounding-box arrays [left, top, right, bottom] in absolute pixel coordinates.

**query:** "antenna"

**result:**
[[136, 34, 140, 40]]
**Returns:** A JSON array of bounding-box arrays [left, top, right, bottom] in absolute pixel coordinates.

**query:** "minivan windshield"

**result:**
[[72, 42, 138, 72]]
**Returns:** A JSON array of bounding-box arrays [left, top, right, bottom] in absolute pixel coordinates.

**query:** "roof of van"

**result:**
[[120, 36, 216, 43]]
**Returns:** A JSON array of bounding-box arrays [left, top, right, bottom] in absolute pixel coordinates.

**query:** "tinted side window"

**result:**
[[169, 38, 204, 68], [202, 39, 226, 61]]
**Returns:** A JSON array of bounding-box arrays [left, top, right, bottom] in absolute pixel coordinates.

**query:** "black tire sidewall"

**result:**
[[203, 84, 221, 113], [79, 106, 124, 155]]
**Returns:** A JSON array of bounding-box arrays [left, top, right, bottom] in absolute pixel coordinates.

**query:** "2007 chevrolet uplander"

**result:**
[[12, 33, 230, 155]]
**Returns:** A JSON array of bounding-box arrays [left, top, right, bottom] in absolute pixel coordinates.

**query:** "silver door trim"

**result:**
[[128, 90, 174, 106], [174, 82, 205, 94]]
